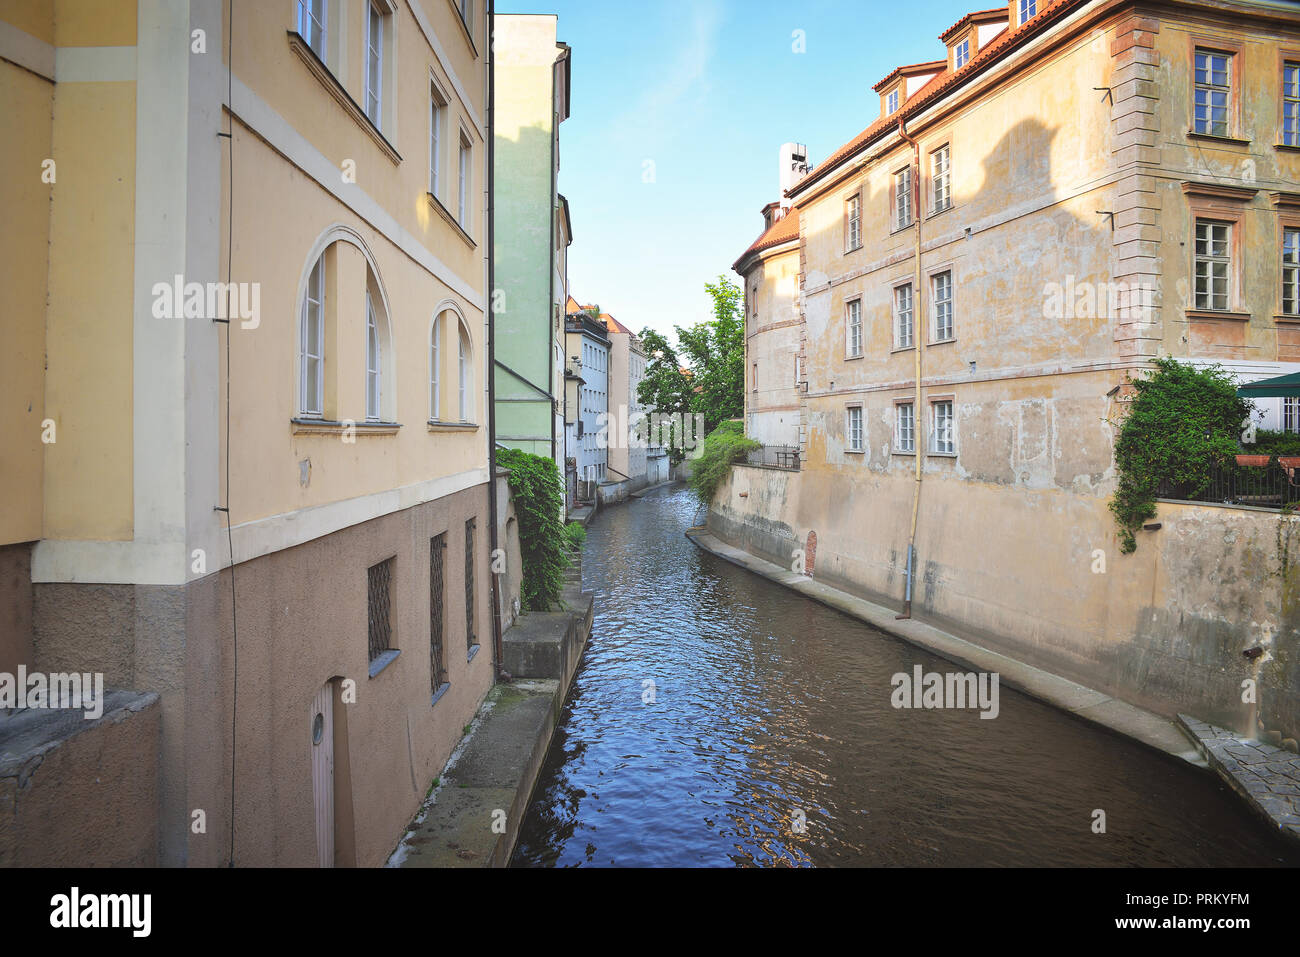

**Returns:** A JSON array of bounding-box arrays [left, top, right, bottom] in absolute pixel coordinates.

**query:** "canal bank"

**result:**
[[388, 552, 594, 868]]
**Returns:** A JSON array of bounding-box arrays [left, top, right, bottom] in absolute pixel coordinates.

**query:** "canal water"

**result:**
[[512, 485, 1300, 867]]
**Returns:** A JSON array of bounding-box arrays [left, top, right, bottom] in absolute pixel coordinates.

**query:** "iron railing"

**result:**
[[743, 444, 801, 471], [1156, 461, 1299, 509]]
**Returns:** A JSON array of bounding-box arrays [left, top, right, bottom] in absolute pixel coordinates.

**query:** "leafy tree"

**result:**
[[1110, 357, 1251, 553], [637, 327, 694, 466], [677, 276, 745, 435]]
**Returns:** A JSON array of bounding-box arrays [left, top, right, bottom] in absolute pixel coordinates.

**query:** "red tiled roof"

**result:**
[[565, 295, 583, 315], [603, 313, 633, 335], [790, 0, 1081, 201], [940, 6, 1009, 42], [732, 207, 800, 272], [873, 59, 947, 94]]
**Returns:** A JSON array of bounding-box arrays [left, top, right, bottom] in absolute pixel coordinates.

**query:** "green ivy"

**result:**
[[496, 448, 567, 611], [688, 421, 761, 507], [1110, 357, 1250, 553], [563, 522, 587, 549]]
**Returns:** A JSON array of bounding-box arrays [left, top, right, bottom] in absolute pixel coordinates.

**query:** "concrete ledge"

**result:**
[[1178, 714, 1300, 847], [686, 527, 1205, 765]]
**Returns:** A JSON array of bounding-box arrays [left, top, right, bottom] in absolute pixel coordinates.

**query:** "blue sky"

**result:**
[[501, 0, 978, 340]]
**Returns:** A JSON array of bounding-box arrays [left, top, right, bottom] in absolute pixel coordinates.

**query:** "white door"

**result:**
[[310, 683, 334, 868]]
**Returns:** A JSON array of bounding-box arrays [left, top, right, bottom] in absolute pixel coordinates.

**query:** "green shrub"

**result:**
[[563, 522, 587, 549], [1110, 357, 1250, 553], [688, 421, 760, 506], [1248, 429, 1300, 457], [496, 448, 567, 610]]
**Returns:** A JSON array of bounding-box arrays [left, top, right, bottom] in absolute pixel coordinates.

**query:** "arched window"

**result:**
[[365, 290, 382, 420], [364, 272, 394, 422], [429, 314, 441, 421], [458, 322, 472, 422], [300, 253, 325, 416]]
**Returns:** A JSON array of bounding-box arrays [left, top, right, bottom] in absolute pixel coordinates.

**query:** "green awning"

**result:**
[[1237, 371, 1300, 399]]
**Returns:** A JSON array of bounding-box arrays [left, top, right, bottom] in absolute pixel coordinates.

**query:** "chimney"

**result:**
[[779, 142, 810, 210]]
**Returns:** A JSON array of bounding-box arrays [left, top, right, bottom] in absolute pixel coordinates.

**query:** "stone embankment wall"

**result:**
[[709, 463, 1300, 745]]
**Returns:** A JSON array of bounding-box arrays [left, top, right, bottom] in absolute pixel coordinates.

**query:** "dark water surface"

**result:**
[[512, 486, 1299, 867]]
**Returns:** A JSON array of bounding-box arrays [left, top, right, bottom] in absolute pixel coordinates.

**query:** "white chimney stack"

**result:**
[[779, 142, 810, 209]]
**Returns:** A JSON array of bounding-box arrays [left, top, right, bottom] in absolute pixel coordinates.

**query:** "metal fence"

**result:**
[[744, 444, 801, 471], [1156, 461, 1298, 509]]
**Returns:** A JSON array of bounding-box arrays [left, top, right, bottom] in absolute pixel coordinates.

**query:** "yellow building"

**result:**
[[720, 0, 1300, 742], [1, 0, 495, 867]]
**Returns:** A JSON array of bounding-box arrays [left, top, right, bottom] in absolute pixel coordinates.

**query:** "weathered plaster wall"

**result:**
[[32, 485, 495, 867], [742, 244, 802, 448]]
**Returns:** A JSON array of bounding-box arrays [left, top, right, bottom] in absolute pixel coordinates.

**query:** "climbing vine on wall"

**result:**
[[497, 448, 568, 611], [1110, 357, 1250, 553], [689, 421, 761, 507]]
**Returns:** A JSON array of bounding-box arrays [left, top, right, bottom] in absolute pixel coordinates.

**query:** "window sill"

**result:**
[[927, 450, 958, 458], [1276, 143, 1300, 153], [430, 681, 451, 708], [927, 203, 954, 220], [844, 243, 863, 255], [466, 643, 481, 664], [1275, 315, 1300, 323], [846, 448, 865, 454], [890, 344, 916, 354], [892, 449, 916, 456], [428, 419, 480, 432], [1185, 309, 1250, 321], [929, 336, 957, 346], [292, 418, 402, 436], [426, 192, 476, 248], [1186, 130, 1251, 147], [845, 353, 864, 361], [287, 31, 402, 165], [369, 648, 401, 679], [890, 221, 916, 236]]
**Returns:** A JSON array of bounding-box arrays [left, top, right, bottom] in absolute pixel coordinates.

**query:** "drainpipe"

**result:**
[[897, 117, 925, 620], [486, 0, 505, 676]]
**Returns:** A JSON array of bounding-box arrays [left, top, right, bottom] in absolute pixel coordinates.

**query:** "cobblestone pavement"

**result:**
[[1178, 714, 1300, 846]]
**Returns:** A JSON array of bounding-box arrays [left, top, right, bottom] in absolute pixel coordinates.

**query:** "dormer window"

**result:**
[[886, 89, 900, 115], [954, 37, 970, 69], [1018, 0, 1037, 25]]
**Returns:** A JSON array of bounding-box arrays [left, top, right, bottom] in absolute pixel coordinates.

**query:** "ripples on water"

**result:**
[[512, 486, 1300, 867]]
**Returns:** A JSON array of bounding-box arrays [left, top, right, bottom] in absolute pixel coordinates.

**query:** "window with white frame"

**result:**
[[1286, 62, 1300, 148], [1194, 219, 1231, 310], [846, 299, 863, 357], [297, 0, 327, 58], [886, 89, 899, 115], [894, 283, 914, 349], [846, 193, 861, 251], [300, 254, 325, 416], [365, 290, 382, 421], [458, 132, 472, 231], [954, 38, 970, 70], [894, 166, 913, 229], [931, 145, 951, 214], [1019, 0, 1037, 23], [931, 400, 954, 454], [895, 402, 915, 453], [430, 84, 447, 197], [364, 1, 384, 127], [847, 406, 863, 452], [932, 271, 954, 342], [458, 322, 472, 422], [1193, 49, 1231, 137], [1286, 397, 1300, 434], [1284, 227, 1300, 317], [458, 0, 475, 37], [430, 315, 442, 420]]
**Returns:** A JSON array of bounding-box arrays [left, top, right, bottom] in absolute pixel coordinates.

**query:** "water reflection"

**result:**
[[512, 486, 1299, 867]]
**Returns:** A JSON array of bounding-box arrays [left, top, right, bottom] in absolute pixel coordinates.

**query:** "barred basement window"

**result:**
[[367, 557, 394, 662], [430, 534, 447, 693], [464, 518, 477, 654]]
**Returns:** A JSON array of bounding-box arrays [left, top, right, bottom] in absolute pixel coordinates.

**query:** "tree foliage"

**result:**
[[496, 448, 568, 610], [689, 421, 760, 506], [1110, 357, 1251, 553]]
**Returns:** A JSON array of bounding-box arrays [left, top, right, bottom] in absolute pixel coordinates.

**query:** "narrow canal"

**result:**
[[512, 485, 1300, 867]]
